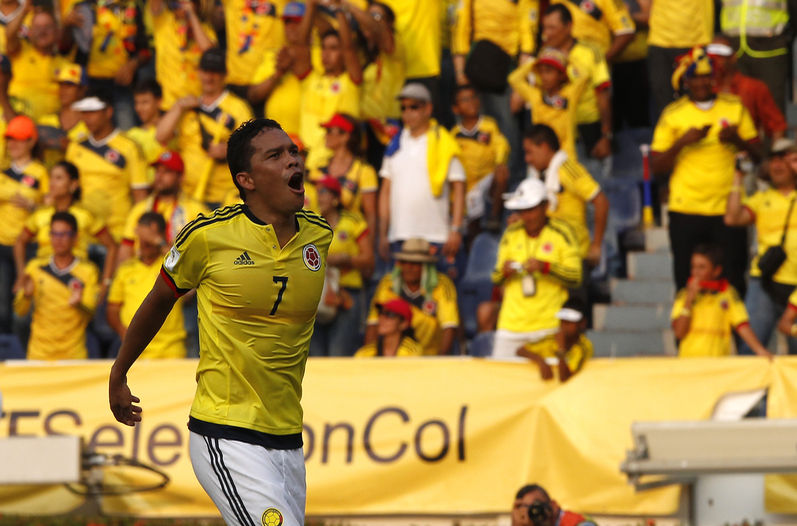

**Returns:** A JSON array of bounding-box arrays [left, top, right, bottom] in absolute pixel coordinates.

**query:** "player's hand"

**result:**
[[177, 95, 200, 110], [523, 258, 545, 274], [275, 47, 293, 74], [114, 58, 138, 86], [681, 125, 710, 146], [537, 360, 554, 380], [109, 372, 142, 426], [442, 230, 461, 263], [503, 260, 520, 278], [590, 136, 611, 159], [718, 124, 742, 146], [63, 7, 84, 26], [586, 241, 602, 267], [10, 193, 34, 211], [455, 71, 469, 86]]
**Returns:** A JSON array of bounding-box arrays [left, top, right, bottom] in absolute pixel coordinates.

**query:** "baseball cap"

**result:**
[[396, 82, 431, 103], [534, 47, 568, 75], [706, 43, 734, 57], [4, 115, 37, 141], [199, 47, 227, 73], [152, 150, 185, 173], [315, 175, 342, 196], [71, 96, 108, 112], [556, 297, 586, 323], [57, 63, 86, 85], [321, 113, 355, 134], [503, 178, 548, 211], [770, 138, 796, 155], [282, 1, 305, 19], [377, 298, 412, 324]]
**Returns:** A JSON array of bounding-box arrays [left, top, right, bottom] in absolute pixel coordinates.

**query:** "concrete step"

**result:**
[[627, 251, 673, 280], [592, 304, 673, 331], [587, 329, 676, 357], [610, 278, 675, 305], [644, 227, 670, 252]]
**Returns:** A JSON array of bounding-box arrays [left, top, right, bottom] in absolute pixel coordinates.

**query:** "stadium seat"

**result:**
[[0, 334, 25, 360], [459, 232, 500, 338], [468, 331, 494, 357]]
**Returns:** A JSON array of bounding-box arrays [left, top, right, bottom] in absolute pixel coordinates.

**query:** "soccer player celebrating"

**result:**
[[108, 119, 333, 525]]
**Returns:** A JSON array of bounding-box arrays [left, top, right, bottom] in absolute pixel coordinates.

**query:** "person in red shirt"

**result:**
[[512, 484, 596, 526], [708, 35, 786, 141]]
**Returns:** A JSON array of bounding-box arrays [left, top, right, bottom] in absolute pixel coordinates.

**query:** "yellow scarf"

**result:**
[[425, 119, 461, 198]]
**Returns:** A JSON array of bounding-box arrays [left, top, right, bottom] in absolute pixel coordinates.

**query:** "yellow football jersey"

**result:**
[[367, 272, 459, 355], [381, 0, 441, 78], [523, 332, 593, 374], [85, 0, 143, 79], [126, 124, 166, 185], [24, 204, 106, 260], [65, 130, 149, 240], [566, 41, 611, 125], [648, 0, 713, 48], [223, 0, 286, 85], [552, 0, 635, 55], [161, 205, 332, 446], [744, 189, 797, 284], [327, 210, 369, 289], [361, 38, 406, 121], [452, 115, 510, 193], [8, 41, 63, 121], [355, 336, 424, 357], [492, 219, 582, 333], [14, 256, 99, 360], [671, 282, 748, 357], [547, 157, 601, 257], [651, 94, 758, 216], [0, 160, 48, 245], [176, 91, 254, 204], [108, 257, 186, 359], [307, 158, 377, 217], [251, 50, 302, 136], [452, 0, 537, 57]]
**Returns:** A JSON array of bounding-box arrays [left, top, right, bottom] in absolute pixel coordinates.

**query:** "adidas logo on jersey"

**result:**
[[233, 251, 255, 265]]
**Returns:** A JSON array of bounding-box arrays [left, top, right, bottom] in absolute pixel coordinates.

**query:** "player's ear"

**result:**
[[235, 171, 255, 192]]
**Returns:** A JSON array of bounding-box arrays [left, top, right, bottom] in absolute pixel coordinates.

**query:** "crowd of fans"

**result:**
[[1, 0, 796, 379]]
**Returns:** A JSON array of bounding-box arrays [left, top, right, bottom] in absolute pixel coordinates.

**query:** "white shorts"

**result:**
[[492, 328, 557, 358], [189, 431, 306, 526]]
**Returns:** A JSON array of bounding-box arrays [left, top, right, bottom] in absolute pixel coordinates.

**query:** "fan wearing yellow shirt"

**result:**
[[66, 95, 150, 241], [671, 244, 771, 358], [293, 0, 362, 170], [127, 79, 167, 184], [380, 0, 441, 83], [14, 211, 99, 360], [651, 47, 760, 296], [6, 6, 63, 121], [108, 212, 186, 358], [491, 178, 582, 358], [0, 0, 29, 55], [109, 119, 333, 525], [37, 64, 90, 167], [552, 0, 635, 61], [355, 298, 423, 357], [156, 48, 254, 207], [149, 0, 216, 109]]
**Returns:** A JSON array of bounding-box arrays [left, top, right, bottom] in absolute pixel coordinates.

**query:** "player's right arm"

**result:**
[[109, 276, 178, 426]]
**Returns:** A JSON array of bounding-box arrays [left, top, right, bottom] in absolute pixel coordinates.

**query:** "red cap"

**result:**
[[534, 47, 568, 75], [320, 113, 355, 134], [152, 150, 185, 173], [316, 175, 342, 196], [378, 298, 412, 324], [4, 115, 37, 141]]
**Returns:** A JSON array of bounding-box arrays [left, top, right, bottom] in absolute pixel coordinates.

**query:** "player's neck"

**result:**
[[246, 201, 297, 247]]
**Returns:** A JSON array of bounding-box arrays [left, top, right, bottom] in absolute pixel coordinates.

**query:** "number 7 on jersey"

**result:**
[[270, 276, 288, 315]]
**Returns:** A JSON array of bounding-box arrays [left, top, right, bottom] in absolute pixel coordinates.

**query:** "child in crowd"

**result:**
[[671, 244, 771, 358]]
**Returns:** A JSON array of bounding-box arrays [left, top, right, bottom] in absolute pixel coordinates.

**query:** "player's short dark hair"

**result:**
[[321, 28, 340, 43], [133, 78, 163, 99], [138, 211, 167, 235], [51, 211, 78, 233], [693, 244, 724, 268], [54, 160, 81, 201], [516, 484, 550, 502], [524, 124, 561, 152], [227, 118, 284, 200], [544, 3, 573, 24]]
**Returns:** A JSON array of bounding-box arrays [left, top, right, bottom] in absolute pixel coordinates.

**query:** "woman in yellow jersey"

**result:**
[[355, 298, 423, 357], [309, 113, 377, 232], [13, 161, 117, 296], [310, 175, 373, 356]]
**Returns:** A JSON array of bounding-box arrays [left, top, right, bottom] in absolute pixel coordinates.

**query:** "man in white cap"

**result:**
[[378, 82, 467, 280], [491, 177, 582, 358]]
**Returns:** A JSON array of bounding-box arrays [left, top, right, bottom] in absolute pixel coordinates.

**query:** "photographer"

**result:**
[[512, 484, 596, 526]]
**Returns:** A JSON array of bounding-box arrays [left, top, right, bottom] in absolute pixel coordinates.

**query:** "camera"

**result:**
[[528, 500, 553, 526]]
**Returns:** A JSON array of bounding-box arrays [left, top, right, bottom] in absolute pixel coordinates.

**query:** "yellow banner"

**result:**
[[1, 357, 796, 517]]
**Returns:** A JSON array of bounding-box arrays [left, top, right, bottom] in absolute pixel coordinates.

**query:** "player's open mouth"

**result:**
[[288, 172, 304, 193]]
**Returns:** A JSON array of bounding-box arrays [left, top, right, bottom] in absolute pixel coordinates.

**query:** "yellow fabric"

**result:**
[[651, 94, 758, 215], [162, 205, 332, 437], [85, 0, 139, 79], [65, 131, 149, 241], [175, 91, 253, 204], [251, 49, 302, 136], [452, 115, 510, 193], [13, 257, 98, 360], [122, 194, 208, 245], [523, 333, 594, 374], [299, 70, 361, 170], [648, 0, 713, 48], [126, 124, 165, 185], [152, 10, 216, 109], [382, 0, 441, 78], [0, 160, 48, 245], [722, 0, 789, 38], [451, 0, 538, 56], [548, 157, 601, 257], [367, 272, 459, 355], [223, 0, 286, 85], [24, 204, 105, 260], [354, 336, 424, 357], [426, 119, 462, 197], [508, 60, 587, 158], [492, 219, 582, 333], [671, 46, 714, 91], [615, 29, 648, 63], [553, 0, 635, 55], [308, 158, 378, 216], [567, 40, 611, 125], [361, 38, 406, 121], [108, 257, 186, 359], [744, 188, 797, 284], [8, 41, 64, 121], [327, 210, 368, 290], [671, 284, 749, 357]]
